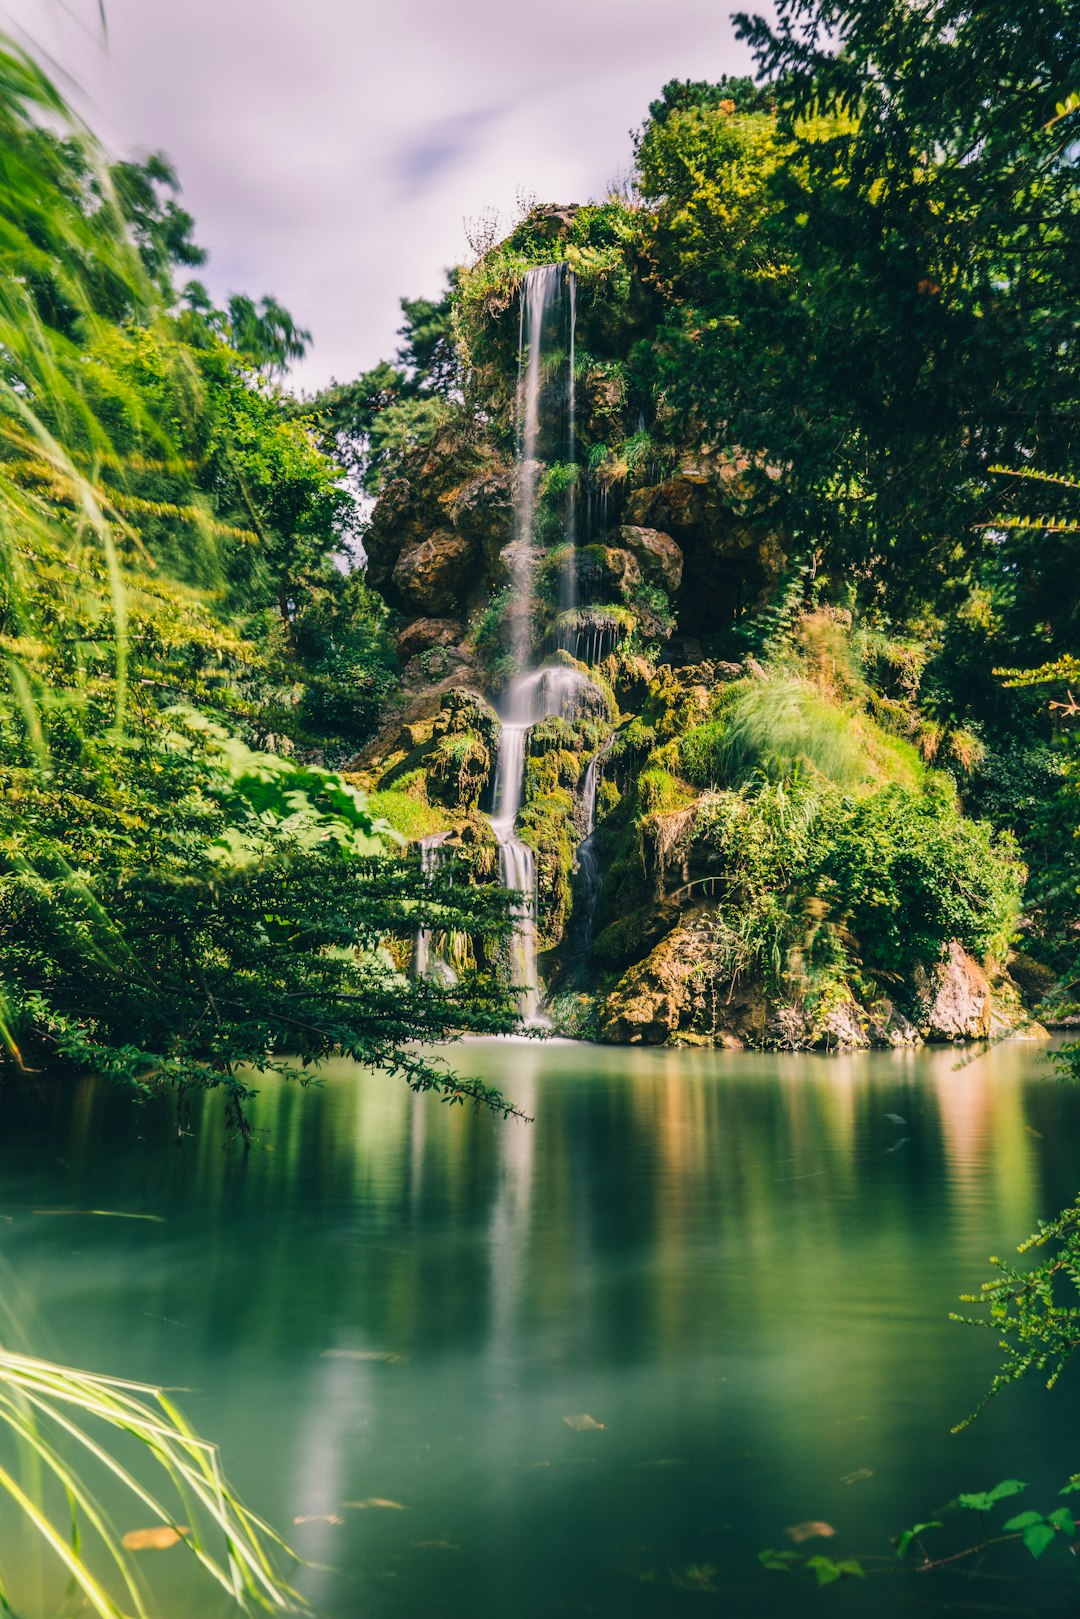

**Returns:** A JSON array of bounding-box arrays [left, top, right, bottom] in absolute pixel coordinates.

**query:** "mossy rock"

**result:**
[[592, 899, 683, 970]]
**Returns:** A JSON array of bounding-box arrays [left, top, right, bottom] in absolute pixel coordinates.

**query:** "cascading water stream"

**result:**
[[569, 742, 611, 958], [413, 832, 458, 985], [485, 266, 580, 1022], [487, 263, 613, 1021]]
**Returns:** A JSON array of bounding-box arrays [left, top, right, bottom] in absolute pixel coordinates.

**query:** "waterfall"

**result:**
[[413, 832, 458, 985], [508, 263, 575, 668], [563, 271, 577, 613], [570, 743, 611, 957], [488, 263, 594, 1024], [489, 667, 599, 1023]]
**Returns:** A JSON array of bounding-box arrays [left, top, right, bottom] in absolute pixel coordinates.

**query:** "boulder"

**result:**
[[401, 643, 475, 692], [919, 942, 994, 1040], [598, 913, 766, 1046], [395, 617, 463, 661], [866, 998, 923, 1047], [618, 526, 684, 593], [818, 999, 872, 1050], [523, 203, 580, 240], [592, 899, 684, 971], [391, 531, 476, 615], [573, 545, 642, 601], [445, 464, 513, 549]]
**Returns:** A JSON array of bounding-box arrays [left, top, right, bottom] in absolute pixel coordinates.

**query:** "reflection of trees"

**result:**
[[1, 1041, 1071, 1617]]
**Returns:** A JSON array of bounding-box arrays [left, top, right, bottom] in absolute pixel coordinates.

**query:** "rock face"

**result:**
[[624, 456, 786, 631], [598, 912, 767, 1047], [618, 526, 684, 593], [391, 531, 476, 615], [918, 941, 995, 1040], [362, 428, 513, 624], [395, 617, 463, 660]]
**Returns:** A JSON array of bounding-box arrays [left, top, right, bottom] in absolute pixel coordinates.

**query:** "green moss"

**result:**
[[364, 790, 448, 841], [637, 765, 695, 815], [518, 786, 577, 946]]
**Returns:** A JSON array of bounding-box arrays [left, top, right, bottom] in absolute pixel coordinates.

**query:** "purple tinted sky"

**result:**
[[4, 0, 759, 387]]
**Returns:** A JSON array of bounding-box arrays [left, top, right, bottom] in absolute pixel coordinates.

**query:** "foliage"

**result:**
[[301, 285, 462, 494], [951, 1199, 1080, 1424], [681, 674, 925, 792], [0, 30, 522, 1130]]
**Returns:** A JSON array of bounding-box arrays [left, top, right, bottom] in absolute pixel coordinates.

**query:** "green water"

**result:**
[[2, 1038, 1079, 1616]]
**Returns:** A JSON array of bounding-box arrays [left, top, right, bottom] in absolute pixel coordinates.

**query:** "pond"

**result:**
[[1, 1037, 1078, 1616]]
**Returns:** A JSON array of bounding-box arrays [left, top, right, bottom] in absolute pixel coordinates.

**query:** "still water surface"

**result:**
[[1, 1039, 1079, 1617]]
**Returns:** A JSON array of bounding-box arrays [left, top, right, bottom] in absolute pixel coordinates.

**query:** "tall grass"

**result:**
[[0, 1348, 304, 1616], [681, 675, 926, 792]]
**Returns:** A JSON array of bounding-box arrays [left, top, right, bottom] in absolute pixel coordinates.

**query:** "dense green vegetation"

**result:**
[[338, 11, 1075, 1051], [0, 0, 1077, 1610], [0, 38, 523, 1130]]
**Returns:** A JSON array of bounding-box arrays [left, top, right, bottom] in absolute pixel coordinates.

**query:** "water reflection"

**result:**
[[0, 1039, 1076, 1616]]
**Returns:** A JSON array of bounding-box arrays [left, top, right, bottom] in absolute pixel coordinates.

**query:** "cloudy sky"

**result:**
[[4, 0, 759, 388]]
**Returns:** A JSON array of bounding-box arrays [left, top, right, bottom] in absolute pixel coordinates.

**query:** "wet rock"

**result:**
[[392, 531, 476, 615], [618, 526, 684, 593], [395, 617, 463, 661]]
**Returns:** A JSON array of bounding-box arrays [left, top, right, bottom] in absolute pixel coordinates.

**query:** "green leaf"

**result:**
[[957, 1479, 1027, 1512], [805, 1556, 842, 1586], [835, 1560, 865, 1579], [895, 1521, 942, 1559], [758, 1547, 799, 1571], [1047, 1507, 1075, 1534], [1022, 1524, 1056, 1560], [1003, 1510, 1043, 1530]]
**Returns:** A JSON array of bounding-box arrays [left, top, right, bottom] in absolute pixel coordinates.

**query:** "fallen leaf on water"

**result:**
[[1025, 1124, 1043, 1138], [785, 1521, 836, 1544], [410, 1540, 459, 1550], [35, 1209, 165, 1222], [840, 1468, 874, 1485], [121, 1526, 188, 1551], [292, 1514, 344, 1526], [513, 1460, 551, 1469], [563, 1414, 605, 1431], [344, 1498, 408, 1511], [322, 1350, 408, 1365]]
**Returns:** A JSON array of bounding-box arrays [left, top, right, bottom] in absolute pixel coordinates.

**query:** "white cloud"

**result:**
[[2, 0, 761, 385]]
